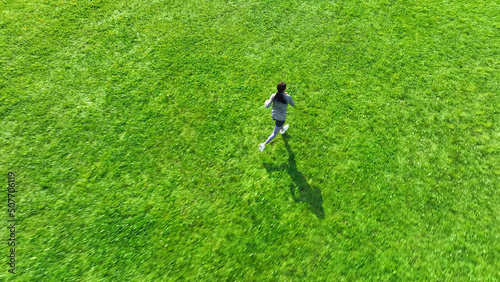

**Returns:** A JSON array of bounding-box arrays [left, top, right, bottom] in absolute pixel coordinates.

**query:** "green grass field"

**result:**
[[1, 0, 499, 280]]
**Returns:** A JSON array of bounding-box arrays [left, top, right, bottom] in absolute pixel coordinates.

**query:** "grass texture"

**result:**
[[1, 0, 499, 280]]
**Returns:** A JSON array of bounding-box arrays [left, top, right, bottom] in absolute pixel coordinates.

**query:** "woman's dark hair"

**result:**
[[275, 82, 287, 104]]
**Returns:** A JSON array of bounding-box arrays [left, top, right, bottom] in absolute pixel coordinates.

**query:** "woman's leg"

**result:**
[[265, 124, 283, 144]]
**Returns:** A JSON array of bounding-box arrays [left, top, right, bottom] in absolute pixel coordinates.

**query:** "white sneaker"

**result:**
[[280, 124, 289, 134], [259, 143, 265, 152]]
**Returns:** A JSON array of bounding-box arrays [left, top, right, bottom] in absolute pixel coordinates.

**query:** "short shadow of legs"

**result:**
[[263, 135, 325, 219]]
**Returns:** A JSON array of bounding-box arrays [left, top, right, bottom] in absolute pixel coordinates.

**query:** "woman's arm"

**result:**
[[285, 93, 295, 106], [265, 94, 275, 108]]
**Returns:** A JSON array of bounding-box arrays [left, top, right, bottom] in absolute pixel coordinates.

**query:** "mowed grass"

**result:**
[[1, 0, 499, 280]]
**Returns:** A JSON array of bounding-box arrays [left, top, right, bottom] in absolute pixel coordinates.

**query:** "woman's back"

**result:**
[[270, 93, 295, 121]]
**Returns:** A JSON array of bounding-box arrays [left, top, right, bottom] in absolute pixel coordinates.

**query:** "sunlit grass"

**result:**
[[0, 0, 498, 280]]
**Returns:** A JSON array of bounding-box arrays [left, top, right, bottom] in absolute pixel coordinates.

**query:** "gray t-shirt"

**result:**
[[265, 92, 295, 121]]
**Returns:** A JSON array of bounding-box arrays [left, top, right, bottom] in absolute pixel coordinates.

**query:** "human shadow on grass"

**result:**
[[263, 135, 325, 219]]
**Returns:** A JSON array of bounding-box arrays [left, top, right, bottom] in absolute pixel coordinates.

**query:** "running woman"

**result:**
[[259, 82, 295, 152]]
